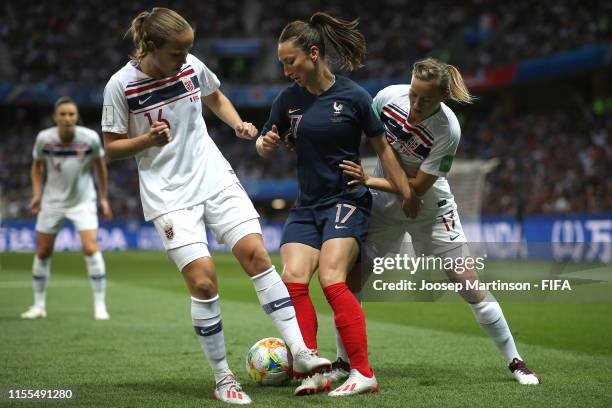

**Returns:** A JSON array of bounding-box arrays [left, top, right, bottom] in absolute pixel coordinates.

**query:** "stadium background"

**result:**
[[1, 1, 611, 406]]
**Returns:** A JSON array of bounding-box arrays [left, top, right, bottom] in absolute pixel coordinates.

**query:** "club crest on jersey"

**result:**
[[333, 101, 343, 115], [182, 77, 195, 92], [164, 224, 174, 240]]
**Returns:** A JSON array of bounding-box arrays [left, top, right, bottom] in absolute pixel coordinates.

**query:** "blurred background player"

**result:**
[[257, 12, 419, 397], [102, 8, 329, 405], [21, 96, 113, 321], [338, 58, 539, 385]]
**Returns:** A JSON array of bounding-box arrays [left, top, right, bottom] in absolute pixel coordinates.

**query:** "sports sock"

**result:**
[[333, 315, 349, 362], [285, 282, 318, 350], [191, 295, 231, 382], [470, 292, 521, 364], [323, 282, 373, 377], [252, 266, 307, 357], [32, 256, 51, 308], [85, 251, 106, 309]]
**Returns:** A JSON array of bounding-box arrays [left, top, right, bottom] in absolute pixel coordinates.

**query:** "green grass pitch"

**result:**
[[1, 251, 612, 407]]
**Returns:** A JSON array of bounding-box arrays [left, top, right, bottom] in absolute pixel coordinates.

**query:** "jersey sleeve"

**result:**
[[355, 88, 383, 138], [191, 55, 220, 96], [420, 123, 460, 177], [101, 75, 129, 135], [32, 132, 44, 161], [262, 91, 289, 136]]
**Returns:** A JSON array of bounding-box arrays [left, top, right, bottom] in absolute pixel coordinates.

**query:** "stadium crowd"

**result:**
[[0, 0, 610, 221], [1, 0, 610, 84], [1, 99, 609, 220]]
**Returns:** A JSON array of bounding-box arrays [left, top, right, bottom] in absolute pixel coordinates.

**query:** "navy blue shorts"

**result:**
[[281, 194, 372, 250]]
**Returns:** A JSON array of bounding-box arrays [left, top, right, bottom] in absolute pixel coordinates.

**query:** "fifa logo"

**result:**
[[333, 101, 343, 115]]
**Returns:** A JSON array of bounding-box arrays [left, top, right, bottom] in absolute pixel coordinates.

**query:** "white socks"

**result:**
[[470, 293, 521, 364], [85, 251, 107, 309], [333, 315, 349, 362], [32, 256, 51, 308], [252, 266, 306, 357], [191, 295, 231, 383]]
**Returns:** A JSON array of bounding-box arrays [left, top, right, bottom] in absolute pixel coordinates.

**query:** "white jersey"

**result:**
[[371, 84, 461, 219], [33, 126, 104, 210], [101, 54, 238, 221]]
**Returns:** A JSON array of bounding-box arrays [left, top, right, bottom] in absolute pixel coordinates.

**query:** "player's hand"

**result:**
[[340, 160, 369, 186], [147, 121, 172, 147], [257, 125, 281, 157], [100, 198, 113, 221], [235, 122, 258, 140], [30, 196, 41, 215], [401, 184, 422, 219]]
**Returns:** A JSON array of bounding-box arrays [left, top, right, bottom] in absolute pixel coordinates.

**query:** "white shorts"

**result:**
[[152, 182, 261, 251], [35, 201, 98, 234], [366, 197, 466, 258]]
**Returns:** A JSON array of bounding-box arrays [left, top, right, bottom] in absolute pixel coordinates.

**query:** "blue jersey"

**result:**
[[263, 75, 383, 206]]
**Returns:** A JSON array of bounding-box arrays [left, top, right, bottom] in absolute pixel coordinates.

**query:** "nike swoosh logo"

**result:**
[[138, 95, 152, 105], [450, 235, 460, 241], [334, 225, 349, 229], [288, 108, 301, 114], [274, 300, 291, 308]]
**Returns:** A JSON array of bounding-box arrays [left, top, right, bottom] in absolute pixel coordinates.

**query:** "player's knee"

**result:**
[[281, 265, 309, 284], [82, 242, 99, 257], [189, 275, 217, 298], [246, 244, 271, 274], [317, 267, 345, 288], [36, 246, 53, 260]]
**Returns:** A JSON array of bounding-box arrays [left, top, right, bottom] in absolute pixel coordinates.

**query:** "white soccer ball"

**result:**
[[245, 337, 292, 386]]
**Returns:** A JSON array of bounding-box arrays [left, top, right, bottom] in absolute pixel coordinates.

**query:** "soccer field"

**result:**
[[1, 251, 612, 407]]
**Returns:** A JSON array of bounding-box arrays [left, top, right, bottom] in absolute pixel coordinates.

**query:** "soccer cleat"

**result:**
[[328, 368, 379, 397], [21, 305, 47, 319], [294, 373, 332, 396], [94, 307, 110, 320], [509, 358, 540, 385], [325, 358, 350, 383], [292, 348, 332, 378], [213, 373, 252, 404]]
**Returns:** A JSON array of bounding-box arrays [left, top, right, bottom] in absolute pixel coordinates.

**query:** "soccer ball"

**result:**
[[246, 337, 292, 386]]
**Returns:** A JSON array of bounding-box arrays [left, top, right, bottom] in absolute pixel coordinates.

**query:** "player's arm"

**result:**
[[203, 90, 258, 140], [367, 135, 421, 217], [93, 158, 113, 221], [342, 160, 437, 197], [103, 123, 170, 160], [30, 160, 44, 215]]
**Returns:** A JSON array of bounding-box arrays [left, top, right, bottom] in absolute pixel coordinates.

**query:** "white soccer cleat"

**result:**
[[509, 358, 540, 385], [325, 358, 350, 383], [328, 368, 379, 397], [294, 373, 332, 396], [292, 348, 331, 378], [21, 305, 47, 319], [94, 307, 110, 320], [213, 374, 252, 405]]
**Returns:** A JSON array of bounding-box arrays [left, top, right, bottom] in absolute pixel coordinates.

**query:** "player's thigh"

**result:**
[[318, 237, 360, 287], [35, 231, 57, 259], [77, 229, 99, 256], [35, 207, 65, 236], [280, 243, 319, 284]]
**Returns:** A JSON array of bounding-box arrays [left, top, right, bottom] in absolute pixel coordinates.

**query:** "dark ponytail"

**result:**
[[279, 12, 366, 71]]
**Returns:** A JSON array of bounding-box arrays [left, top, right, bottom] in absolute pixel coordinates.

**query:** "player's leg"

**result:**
[[427, 204, 539, 385], [22, 208, 63, 319], [154, 206, 250, 405], [78, 229, 109, 320], [207, 183, 331, 379], [70, 201, 109, 320], [318, 237, 379, 396], [232, 234, 330, 377], [21, 232, 56, 319]]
